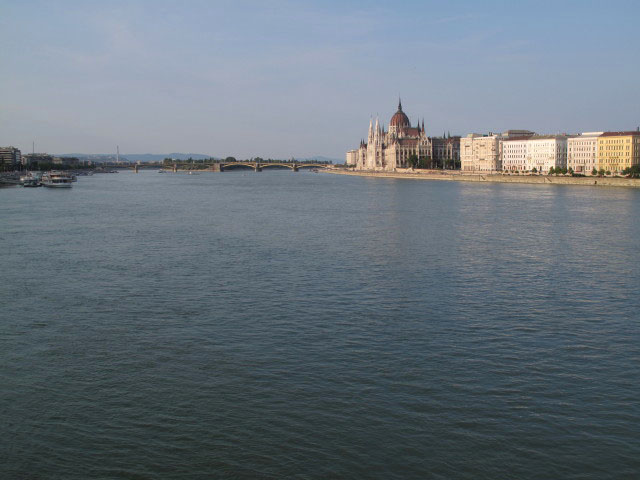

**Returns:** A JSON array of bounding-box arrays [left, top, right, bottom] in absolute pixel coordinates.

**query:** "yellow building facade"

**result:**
[[597, 131, 640, 173]]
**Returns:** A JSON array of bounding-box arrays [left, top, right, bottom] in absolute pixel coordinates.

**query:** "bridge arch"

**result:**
[[219, 162, 330, 171]]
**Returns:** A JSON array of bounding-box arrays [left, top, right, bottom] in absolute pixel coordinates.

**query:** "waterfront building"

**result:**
[[430, 135, 461, 168], [53, 156, 80, 166], [501, 137, 530, 172], [461, 130, 536, 172], [501, 135, 567, 172], [503, 130, 535, 139], [350, 100, 432, 171], [346, 150, 358, 166], [568, 132, 602, 174], [525, 135, 567, 172], [23, 153, 54, 165], [597, 131, 640, 173], [460, 134, 502, 172], [0, 146, 22, 170]]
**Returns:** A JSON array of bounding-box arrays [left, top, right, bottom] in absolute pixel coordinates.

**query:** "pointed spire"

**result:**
[[398, 96, 402, 111]]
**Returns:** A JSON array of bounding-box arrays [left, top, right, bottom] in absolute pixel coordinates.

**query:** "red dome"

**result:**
[[390, 100, 410, 128]]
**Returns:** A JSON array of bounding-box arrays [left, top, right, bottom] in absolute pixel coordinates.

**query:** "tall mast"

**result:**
[[117, 145, 120, 163]]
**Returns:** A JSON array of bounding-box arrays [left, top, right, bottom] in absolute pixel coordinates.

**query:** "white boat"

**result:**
[[20, 172, 42, 187], [42, 171, 73, 188], [22, 178, 41, 187]]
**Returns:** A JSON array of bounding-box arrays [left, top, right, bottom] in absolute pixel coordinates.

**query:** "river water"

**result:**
[[1, 170, 639, 479]]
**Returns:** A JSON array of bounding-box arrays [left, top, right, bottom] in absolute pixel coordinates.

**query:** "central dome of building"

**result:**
[[389, 99, 410, 128]]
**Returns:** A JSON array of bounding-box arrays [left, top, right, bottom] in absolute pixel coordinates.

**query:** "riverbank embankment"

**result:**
[[325, 169, 640, 188]]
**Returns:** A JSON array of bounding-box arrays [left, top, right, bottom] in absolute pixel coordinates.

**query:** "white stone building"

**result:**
[[460, 134, 502, 172], [526, 136, 567, 172], [349, 100, 432, 171], [346, 150, 358, 166], [501, 137, 529, 171], [567, 132, 602, 174], [501, 135, 567, 172]]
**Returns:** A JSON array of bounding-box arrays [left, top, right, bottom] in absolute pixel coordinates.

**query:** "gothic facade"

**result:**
[[346, 100, 460, 171]]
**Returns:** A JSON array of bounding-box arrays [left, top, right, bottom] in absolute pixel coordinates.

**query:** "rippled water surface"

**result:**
[[1, 171, 639, 479]]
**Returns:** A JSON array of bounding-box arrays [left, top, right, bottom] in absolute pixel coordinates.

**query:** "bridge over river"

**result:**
[[123, 162, 332, 173], [215, 162, 330, 172]]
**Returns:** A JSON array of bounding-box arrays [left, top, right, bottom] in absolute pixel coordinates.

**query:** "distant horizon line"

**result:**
[[19, 152, 346, 162]]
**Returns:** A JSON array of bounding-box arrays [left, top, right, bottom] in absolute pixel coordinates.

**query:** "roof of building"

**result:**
[[402, 127, 421, 137], [600, 131, 640, 137], [503, 130, 535, 136], [397, 138, 419, 146], [390, 100, 411, 128], [434, 136, 460, 141], [502, 135, 567, 142], [501, 136, 536, 142]]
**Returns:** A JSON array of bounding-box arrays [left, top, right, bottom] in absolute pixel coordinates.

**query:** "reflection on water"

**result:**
[[1, 171, 639, 479]]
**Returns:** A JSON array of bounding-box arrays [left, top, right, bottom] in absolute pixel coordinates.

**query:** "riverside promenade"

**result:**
[[327, 169, 640, 188]]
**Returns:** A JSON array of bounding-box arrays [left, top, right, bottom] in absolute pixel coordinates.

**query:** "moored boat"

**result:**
[[42, 171, 73, 188], [20, 172, 42, 187], [22, 178, 42, 187]]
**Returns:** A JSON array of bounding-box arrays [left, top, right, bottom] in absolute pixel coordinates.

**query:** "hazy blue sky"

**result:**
[[1, 0, 639, 159]]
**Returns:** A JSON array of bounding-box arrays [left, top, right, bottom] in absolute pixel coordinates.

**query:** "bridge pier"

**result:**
[[173, 164, 178, 173], [255, 163, 262, 172], [134, 164, 139, 173], [292, 164, 298, 172]]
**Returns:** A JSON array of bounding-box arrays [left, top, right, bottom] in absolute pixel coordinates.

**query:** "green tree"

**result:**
[[407, 154, 419, 168], [532, 167, 537, 173], [224, 156, 237, 163], [598, 168, 605, 176], [622, 165, 640, 178], [549, 167, 555, 175], [592, 167, 598, 176], [568, 167, 574, 175]]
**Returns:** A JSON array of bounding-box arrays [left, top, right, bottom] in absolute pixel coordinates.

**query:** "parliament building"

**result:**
[[346, 100, 459, 171]]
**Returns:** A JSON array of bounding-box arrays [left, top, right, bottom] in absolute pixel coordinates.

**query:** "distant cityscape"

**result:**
[[347, 100, 640, 175], [3, 99, 639, 177], [0, 149, 340, 172]]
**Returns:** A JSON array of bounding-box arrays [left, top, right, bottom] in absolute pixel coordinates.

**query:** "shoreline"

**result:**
[[325, 169, 640, 188]]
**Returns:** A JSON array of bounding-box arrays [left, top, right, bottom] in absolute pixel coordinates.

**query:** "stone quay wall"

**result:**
[[327, 169, 640, 188]]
